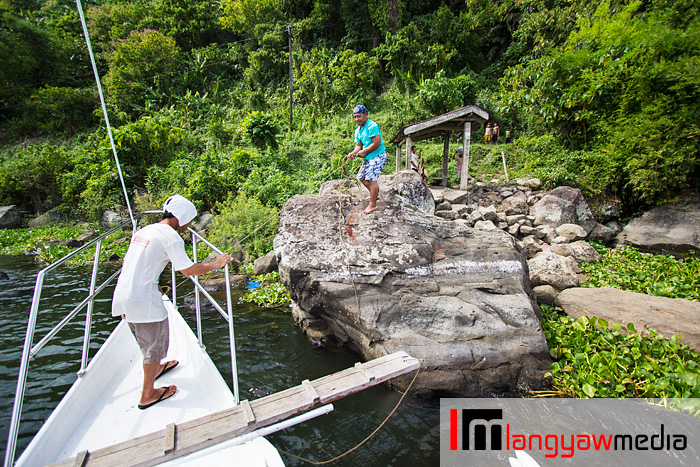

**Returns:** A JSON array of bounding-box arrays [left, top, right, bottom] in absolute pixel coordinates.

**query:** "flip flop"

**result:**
[[138, 386, 176, 410], [156, 360, 178, 380]]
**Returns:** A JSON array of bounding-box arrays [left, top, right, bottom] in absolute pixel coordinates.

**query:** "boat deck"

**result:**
[[16, 299, 283, 467]]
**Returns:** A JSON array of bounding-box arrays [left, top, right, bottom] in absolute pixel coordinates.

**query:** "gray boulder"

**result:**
[[621, 201, 700, 258], [193, 213, 215, 232], [28, 209, 62, 228], [555, 223, 587, 242], [274, 180, 550, 396], [528, 248, 581, 290], [556, 287, 700, 351], [320, 170, 435, 216], [532, 186, 596, 234], [101, 210, 129, 229], [501, 196, 528, 216], [253, 251, 278, 275], [551, 241, 601, 264], [0, 206, 22, 229]]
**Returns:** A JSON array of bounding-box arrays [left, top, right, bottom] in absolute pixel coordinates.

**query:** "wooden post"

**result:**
[[460, 121, 472, 190], [395, 142, 402, 173], [404, 136, 412, 171], [501, 150, 509, 182], [442, 132, 449, 187]]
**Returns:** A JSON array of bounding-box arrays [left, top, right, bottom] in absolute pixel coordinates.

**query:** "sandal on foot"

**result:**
[[138, 386, 176, 410], [156, 360, 178, 379]]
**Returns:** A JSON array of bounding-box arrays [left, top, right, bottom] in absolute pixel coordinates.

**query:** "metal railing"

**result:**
[[4, 213, 239, 467]]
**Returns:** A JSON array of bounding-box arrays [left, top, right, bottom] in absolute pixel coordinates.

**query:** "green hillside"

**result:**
[[0, 0, 698, 232]]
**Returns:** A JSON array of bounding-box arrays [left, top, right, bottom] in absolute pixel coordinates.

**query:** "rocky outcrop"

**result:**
[[619, 200, 700, 258], [556, 287, 700, 351], [531, 186, 597, 234], [253, 251, 278, 275], [0, 205, 22, 229], [274, 171, 551, 396], [101, 209, 129, 229]]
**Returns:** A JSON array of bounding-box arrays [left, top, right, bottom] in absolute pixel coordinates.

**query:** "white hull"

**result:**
[[16, 299, 284, 466]]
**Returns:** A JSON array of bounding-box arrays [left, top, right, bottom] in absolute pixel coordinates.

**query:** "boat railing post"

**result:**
[[4, 271, 46, 467], [79, 238, 102, 375], [171, 266, 177, 307], [192, 233, 204, 348], [224, 263, 239, 404]]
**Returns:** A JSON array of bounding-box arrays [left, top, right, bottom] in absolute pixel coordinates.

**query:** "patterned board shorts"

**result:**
[[357, 152, 387, 181]]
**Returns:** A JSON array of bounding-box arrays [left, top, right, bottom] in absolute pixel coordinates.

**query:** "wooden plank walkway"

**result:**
[[51, 351, 419, 467]]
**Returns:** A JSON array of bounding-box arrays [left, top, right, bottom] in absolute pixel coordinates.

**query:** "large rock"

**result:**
[[528, 248, 581, 290], [531, 186, 596, 234], [101, 210, 129, 229], [253, 251, 278, 275], [0, 205, 22, 229], [28, 209, 61, 228], [320, 170, 435, 215], [556, 287, 700, 351], [620, 200, 700, 258], [274, 176, 551, 396]]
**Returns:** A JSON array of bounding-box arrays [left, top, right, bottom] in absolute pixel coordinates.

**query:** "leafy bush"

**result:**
[[415, 70, 479, 116], [580, 243, 700, 301], [541, 306, 700, 398], [103, 29, 182, 115], [296, 48, 382, 116], [146, 151, 242, 210], [0, 144, 71, 211], [513, 135, 620, 195], [244, 111, 280, 150], [24, 86, 98, 135], [240, 271, 290, 307], [209, 193, 280, 259]]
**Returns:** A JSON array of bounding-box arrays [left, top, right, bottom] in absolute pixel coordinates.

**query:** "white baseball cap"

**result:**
[[163, 194, 197, 226]]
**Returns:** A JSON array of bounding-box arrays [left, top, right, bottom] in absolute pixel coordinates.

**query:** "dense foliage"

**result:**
[[542, 307, 700, 398], [541, 243, 700, 398], [580, 243, 700, 301], [0, 0, 698, 237]]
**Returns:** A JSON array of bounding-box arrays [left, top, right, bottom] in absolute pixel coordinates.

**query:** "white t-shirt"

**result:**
[[112, 223, 194, 323], [410, 152, 419, 168]]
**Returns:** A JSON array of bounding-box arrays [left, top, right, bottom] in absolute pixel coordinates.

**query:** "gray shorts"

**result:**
[[128, 318, 169, 365]]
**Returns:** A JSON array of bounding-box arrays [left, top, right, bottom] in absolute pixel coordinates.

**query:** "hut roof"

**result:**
[[389, 105, 489, 144]]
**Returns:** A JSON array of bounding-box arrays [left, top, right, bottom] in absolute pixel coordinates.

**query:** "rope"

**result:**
[[275, 367, 420, 465]]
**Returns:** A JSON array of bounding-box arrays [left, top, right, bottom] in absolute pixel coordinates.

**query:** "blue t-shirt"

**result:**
[[354, 119, 386, 160]]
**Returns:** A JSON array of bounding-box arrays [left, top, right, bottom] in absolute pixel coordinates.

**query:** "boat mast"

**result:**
[[75, 0, 136, 231]]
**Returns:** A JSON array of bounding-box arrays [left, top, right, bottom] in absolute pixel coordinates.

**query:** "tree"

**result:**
[[103, 29, 182, 115]]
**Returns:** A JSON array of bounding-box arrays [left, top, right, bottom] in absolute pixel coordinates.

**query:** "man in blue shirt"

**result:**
[[346, 104, 387, 214]]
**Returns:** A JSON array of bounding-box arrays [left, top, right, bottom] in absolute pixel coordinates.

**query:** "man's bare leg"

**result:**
[[361, 180, 380, 214], [140, 361, 176, 407]]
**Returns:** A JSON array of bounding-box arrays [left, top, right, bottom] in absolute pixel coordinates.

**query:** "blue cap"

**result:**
[[353, 104, 368, 114]]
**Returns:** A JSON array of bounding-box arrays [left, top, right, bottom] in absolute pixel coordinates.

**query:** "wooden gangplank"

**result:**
[[51, 351, 419, 467]]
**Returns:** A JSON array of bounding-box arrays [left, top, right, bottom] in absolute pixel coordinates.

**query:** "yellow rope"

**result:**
[[275, 367, 420, 465]]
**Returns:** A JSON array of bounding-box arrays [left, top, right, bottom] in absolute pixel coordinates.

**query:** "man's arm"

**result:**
[[347, 142, 363, 159], [179, 253, 231, 276], [349, 135, 381, 159]]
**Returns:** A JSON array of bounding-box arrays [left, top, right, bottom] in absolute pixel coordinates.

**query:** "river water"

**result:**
[[0, 255, 439, 466]]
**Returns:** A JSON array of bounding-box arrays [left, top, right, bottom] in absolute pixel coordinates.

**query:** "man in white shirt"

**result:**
[[112, 195, 231, 409]]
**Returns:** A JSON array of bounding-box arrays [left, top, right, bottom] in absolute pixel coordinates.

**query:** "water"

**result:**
[[0, 255, 439, 466]]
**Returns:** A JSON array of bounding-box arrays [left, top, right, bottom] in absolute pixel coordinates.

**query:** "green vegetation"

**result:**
[[541, 307, 700, 398], [1, 0, 699, 397], [580, 243, 700, 301], [240, 270, 291, 307], [540, 243, 700, 398], [0, 0, 697, 234]]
